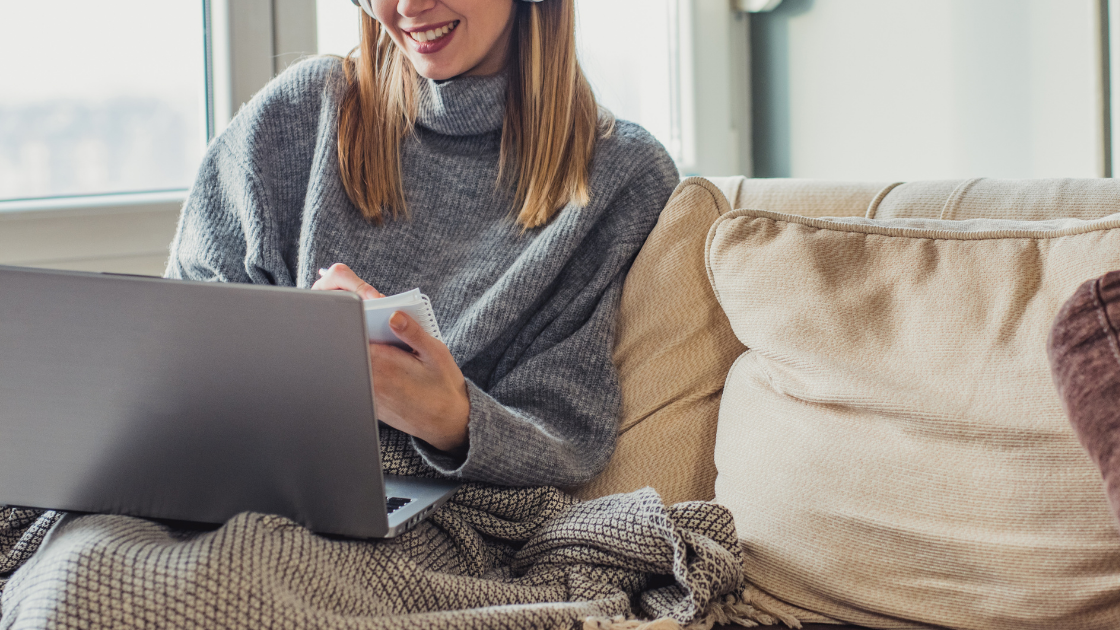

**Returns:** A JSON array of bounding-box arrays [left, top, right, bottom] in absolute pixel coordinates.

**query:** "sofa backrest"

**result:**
[[868, 177, 1120, 220], [708, 176, 1120, 222], [705, 176, 889, 218]]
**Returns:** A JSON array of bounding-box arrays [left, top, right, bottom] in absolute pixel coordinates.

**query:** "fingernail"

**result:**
[[318, 267, 329, 276], [389, 312, 406, 331]]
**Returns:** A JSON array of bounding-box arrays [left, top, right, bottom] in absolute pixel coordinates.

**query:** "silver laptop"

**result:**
[[0, 265, 460, 538]]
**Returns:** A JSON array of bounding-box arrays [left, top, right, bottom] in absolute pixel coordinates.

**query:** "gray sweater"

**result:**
[[166, 57, 679, 487]]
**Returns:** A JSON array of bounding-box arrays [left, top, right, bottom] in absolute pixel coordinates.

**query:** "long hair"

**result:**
[[336, 1, 611, 229]]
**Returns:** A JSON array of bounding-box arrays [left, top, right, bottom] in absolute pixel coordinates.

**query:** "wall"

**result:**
[[751, 0, 1102, 180]]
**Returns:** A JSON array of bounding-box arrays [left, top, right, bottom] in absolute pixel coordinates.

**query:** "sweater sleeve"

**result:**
[[412, 144, 679, 487], [413, 275, 628, 487], [165, 141, 278, 285], [165, 57, 335, 286]]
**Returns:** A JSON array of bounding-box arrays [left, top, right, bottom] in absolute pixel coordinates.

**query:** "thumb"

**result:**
[[389, 311, 436, 358]]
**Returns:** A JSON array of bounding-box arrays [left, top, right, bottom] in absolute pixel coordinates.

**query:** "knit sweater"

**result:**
[[166, 57, 679, 487]]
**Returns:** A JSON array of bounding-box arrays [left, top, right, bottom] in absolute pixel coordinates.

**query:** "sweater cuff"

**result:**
[[409, 380, 518, 482]]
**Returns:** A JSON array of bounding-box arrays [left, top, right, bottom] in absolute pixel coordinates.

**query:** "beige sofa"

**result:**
[[573, 177, 1120, 630]]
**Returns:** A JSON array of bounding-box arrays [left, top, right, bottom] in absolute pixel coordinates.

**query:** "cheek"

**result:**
[[369, 2, 400, 34]]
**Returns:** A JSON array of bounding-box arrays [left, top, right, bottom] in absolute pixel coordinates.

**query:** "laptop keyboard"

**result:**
[[386, 496, 413, 515]]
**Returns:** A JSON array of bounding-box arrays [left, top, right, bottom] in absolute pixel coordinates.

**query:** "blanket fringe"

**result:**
[[583, 583, 812, 630]]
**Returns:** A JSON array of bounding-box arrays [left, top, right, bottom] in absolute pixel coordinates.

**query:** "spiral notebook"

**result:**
[[363, 288, 443, 350]]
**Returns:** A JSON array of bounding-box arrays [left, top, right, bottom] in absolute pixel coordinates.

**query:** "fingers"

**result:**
[[388, 311, 437, 361], [311, 263, 384, 300]]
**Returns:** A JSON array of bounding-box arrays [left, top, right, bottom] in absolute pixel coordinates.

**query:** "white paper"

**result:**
[[363, 289, 443, 349]]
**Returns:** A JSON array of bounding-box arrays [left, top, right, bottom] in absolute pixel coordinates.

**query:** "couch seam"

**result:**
[[940, 177, 984, 220], [864, 181, 904, 219]]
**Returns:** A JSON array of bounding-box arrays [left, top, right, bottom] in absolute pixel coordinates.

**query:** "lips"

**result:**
[[406, 20, 459, 44]]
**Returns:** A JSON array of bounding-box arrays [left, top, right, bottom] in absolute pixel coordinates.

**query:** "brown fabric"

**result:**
[[571, 178, 745, 505], [1049, 270, 1120, 526], [869, 177, 1120, 221], [705, 177, 893, 217]]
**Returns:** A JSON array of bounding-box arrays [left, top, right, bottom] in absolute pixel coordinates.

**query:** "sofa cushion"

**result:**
[[868, 177, 1120, 220], [706, 176, 891, 217], [707, 209, 1120, 630], [570, 177, 744, 505]]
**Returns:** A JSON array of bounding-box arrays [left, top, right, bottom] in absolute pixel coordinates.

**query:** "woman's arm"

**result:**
[[167, 58, 337, 285], [415, 272, 630, 487], [165, 142, 254, 283]]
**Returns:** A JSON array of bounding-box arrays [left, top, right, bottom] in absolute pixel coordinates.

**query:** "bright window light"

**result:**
[[0, 1, 207, 203], [577, 0, 677, 162], [318, 0, 362, 58]]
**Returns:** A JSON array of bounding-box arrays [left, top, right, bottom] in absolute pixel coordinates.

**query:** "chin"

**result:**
[[416, 68, 460, 81], [411, 60, 465, 82]]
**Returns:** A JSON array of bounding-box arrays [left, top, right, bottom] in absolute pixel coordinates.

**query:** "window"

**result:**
[[318, 0, 362, 57], [578, 0, 750, 176], [0, 1, 208, 202], [576, 0, 677, 163]]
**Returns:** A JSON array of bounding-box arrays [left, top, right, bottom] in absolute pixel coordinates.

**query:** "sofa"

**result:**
[[572, 176, 1120, 630]]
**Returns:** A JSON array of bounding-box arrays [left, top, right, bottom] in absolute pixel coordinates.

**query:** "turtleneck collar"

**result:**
[[415, 72, 507, 137]]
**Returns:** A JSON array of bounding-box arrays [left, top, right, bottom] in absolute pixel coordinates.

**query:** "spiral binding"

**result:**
[[415, 295, 444, 342]]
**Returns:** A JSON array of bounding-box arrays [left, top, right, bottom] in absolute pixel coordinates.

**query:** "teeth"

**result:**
[[410, 21, 457, 44]]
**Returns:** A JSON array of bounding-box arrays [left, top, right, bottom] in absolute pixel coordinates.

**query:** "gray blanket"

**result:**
[[0, 431, 764, 629]]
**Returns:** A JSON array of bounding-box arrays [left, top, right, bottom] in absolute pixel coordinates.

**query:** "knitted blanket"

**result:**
[[0, 431, 763, 629]]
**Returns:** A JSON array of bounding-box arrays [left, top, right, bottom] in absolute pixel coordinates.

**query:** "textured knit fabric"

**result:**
[[164, 57, 680, 487], [707, 209, 1120, 630], [0, 433, 757, 629], [1049, 271, 1120, 527]]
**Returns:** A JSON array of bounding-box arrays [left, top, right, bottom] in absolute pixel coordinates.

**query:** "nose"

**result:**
[[397, 0, 437, 18]]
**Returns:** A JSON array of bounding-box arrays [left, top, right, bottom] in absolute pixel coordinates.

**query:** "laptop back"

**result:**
[[0, 266, 391, 538]]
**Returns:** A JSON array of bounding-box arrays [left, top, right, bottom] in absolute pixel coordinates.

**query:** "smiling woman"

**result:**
[[165, 0, 680, 486]]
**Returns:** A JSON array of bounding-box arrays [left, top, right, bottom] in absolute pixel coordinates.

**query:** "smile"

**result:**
[[408, 21, 460, 44]]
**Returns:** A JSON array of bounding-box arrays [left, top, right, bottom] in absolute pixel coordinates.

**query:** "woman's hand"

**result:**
[[372, 312, 470, 453], [312, 263, 385, 300], [311, 263, 470, 454]]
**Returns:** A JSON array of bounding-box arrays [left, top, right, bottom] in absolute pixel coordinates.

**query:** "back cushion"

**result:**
[[571, 178, 744, 505], [870, 177, 1120, 220], [706, 176, 891, 217], [707, 209, 1120, 630]]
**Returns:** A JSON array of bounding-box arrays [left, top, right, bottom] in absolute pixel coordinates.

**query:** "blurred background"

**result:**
[[0, 0, 1115, 272]]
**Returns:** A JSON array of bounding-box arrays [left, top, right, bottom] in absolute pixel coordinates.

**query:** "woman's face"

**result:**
[[372, 0, 518, 80]]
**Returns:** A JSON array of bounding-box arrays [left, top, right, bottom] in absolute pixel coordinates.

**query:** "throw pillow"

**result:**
[[707, 209, 1120, 630]]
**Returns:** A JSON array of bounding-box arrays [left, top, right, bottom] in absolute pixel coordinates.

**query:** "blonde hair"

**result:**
[[337, 1, 611, 229]]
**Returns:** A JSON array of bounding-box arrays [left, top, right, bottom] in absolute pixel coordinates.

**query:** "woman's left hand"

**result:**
[[372, 312, 471, 454], [313, 264, 470, 454]]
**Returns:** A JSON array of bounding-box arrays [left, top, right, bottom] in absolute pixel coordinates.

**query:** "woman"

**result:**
[[166, 0, 679, 487]]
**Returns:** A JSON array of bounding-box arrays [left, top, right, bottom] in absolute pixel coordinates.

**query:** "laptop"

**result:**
[[0, 265, 460, 538]]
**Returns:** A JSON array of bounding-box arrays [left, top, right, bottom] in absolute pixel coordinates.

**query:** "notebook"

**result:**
[[364, 289, 443, 350]]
